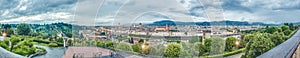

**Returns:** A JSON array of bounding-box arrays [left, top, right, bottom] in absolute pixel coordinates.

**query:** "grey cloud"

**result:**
[[16, 0, 77, 16], [221, 0, 253, 13]]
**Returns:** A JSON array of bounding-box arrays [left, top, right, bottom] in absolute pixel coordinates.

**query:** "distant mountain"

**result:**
[[146, 20, 177, 26], [145, 20, 279, 26], [293, 22, 300, 25]]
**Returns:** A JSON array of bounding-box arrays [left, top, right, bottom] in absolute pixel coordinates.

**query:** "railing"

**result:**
[[257, 29, 300, 58]]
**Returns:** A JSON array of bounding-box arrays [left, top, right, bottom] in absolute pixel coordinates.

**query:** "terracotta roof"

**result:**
[[154, 28, 167, 31]]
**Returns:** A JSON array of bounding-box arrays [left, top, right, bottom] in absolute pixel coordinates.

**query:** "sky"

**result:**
[[0, 0, 300, 25]]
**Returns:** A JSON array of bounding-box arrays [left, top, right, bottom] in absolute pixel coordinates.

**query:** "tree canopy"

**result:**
[[17, 23, 32, 35], [164, 43, 182, 57]]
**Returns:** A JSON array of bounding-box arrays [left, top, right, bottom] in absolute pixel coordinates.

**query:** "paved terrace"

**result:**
[[63, 47, 120, 58], [257, 28, 300, 58]]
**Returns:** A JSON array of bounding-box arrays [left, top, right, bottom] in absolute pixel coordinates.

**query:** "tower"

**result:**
[[139, 23, 142, 27], [165, 23, 169, 31]]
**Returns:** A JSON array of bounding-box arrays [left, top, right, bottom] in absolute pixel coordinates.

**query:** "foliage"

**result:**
[[193, 42, 206, 56], [271, 32, 285, 45], [138, 39, 144, 43], [57, 37, 64, 43], [12, 45, 36, 56], [0, 39, 9, 50], [0, 35, 43, 56], [16, 23, 32, 35], [240, 24, 298, 58], [180, 42, 193, 57], [265, 26, 279, 34], [204, 48, 246, 58], [48, 42, 59, 47], [170, 30, 179, 32], [281, 25, 290, 32], [4, 28, 14, 37], [204, 38, 213, 52], [33, 39, 51, 44], [149, 44, 165, 56], [132, 43, 142, 53], [189, 36, 202, 43], [116, 42, 133, 52], [240, 34, 254, 48], [66, 39, 73, 46], [225, 36, 238, 52], [243, 33, 275, 58], [167, 40, 181, 43], [164, 43, 182, 57], [29, 31, 40, 37], [96, 40, 114, 48], [209, 37, 225, 55], [283, 29, 292, 36], [128, 38, 134, 44], [223, 48, 245, 57]]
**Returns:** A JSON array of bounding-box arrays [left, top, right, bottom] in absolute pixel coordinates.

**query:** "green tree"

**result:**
[[225, 36, 238, 52], [243, 33, 275, 58], [271, 32, 285, 45], [41, 33, 50, 39], [132, 43, 142, 53], [289, 23, 294, 30], [29, 31, 40, 37], [209, 37, 225, 55], [193, 42, 206, 56], [180, 42, 193, 57], [204, 38, 213, 52], [283, 30, 292, 36], [281, 25, 290, 32], [149, 44, 165, 56], [48, 42, 58, 47], [10, 35, 22, 51], [241, 34, 255, 48], [0, 40, 9, 50], [57, 37, 64, 43], [67, 39, 73, 46], [189, 36, 202, 43], [16, 23, 32, 35], [116, 42, 133, 52], [164, 43, 182, 57], [5, 28, 14, 37], [265, 26, 279, 34], [105, 41, 114, 48]]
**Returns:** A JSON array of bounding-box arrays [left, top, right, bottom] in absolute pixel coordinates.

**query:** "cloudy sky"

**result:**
[[1, 0, 300, 25]]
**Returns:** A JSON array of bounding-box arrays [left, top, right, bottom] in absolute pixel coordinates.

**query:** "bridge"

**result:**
[[258, 28, 300, 58]]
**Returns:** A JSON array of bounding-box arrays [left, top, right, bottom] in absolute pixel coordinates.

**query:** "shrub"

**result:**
[[225, 36, 238, 52], [116, 42, 133, 52], [193, 42, 206, 56], [164, 43, 182, 57], [132, 43, 142, 53], [48, 43, 58, 47]]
